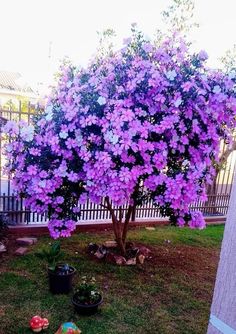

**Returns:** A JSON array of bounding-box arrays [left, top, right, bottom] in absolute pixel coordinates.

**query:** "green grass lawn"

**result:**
[[0, 224, 224, 334]]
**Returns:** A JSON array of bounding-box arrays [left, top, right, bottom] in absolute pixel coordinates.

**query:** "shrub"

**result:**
[[4, 28, 236, 254]]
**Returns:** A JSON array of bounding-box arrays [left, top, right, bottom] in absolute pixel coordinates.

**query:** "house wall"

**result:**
[[0, 90, 38, 110]]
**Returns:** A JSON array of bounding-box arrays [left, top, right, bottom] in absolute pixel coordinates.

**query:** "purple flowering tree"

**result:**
[[4, 29, 236, 255]]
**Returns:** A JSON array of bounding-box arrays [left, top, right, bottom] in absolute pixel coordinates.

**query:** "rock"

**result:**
[[106, 252, 126, 265], [103, 240, 117, 248], [94, 246, 107, 259], [94, 250, 105, 259], [0, 242, 6, 253], [126, 247, 139, 259], [137, 254, 145, 264], [126, 257, 136, 265], [114, 255, 126, 266], [16, 237, 37, 246], [145, 227, 155, 231], [99, 246, 107, 255], [15, 247, 28, 256], [29, 237, 38, 243], [139, 246, 152, 257], [88, 243, 99, 254]]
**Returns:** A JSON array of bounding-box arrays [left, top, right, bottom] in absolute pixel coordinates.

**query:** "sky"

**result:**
[[0, 0, 236, 92]]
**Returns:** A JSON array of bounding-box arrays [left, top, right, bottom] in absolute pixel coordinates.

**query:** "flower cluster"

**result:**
[[3, 29, 236, 238], [74, 276, 100, 305]]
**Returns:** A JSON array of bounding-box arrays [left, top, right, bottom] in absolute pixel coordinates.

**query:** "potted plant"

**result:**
[[72, 276, 103, 315], [36, 241, 76, 294]]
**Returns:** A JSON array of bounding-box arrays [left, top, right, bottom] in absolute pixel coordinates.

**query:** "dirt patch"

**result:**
[[148, 244, 219, 275], [1, 235, 219, 273]]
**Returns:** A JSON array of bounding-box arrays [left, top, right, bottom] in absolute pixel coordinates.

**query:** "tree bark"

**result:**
[[105, 197, 127, 255], [122, 205, 133, 243], [104, 184, 139, 255], [219, 140, 236, 167], [207, 172, 236, 333]]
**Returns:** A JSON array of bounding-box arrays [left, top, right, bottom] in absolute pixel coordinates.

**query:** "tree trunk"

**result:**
[[131, 205, 136, 222], [105, 197, 132, 256], [207, 172, 236, 333]]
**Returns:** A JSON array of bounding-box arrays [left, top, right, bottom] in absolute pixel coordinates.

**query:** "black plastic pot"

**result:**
[[48, 264, 76, 294], [72, 293, 103, 315]]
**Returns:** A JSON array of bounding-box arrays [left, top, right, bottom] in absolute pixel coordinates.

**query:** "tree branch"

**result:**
[[100, 203, 109, 210], [105, 197, 126, 255], [122, 205, 133, 243], [218, 139, 236, 170], [118, 206, 123, 223]]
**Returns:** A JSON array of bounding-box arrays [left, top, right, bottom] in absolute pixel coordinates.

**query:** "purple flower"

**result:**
[[27, 165, 37, 176], [188, 211, 206, 230], [166, 70, 177, 81], [97, 96, 106, 105], [4, 30, 236, 240], [198, 50, 208, 61]]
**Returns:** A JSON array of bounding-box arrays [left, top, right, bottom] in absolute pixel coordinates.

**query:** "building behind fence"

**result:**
[[0, 104, 235, 225]]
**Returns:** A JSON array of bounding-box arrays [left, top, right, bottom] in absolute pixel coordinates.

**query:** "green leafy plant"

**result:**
[[36, 240, 64, 271], [74, 276, 101, 305]]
